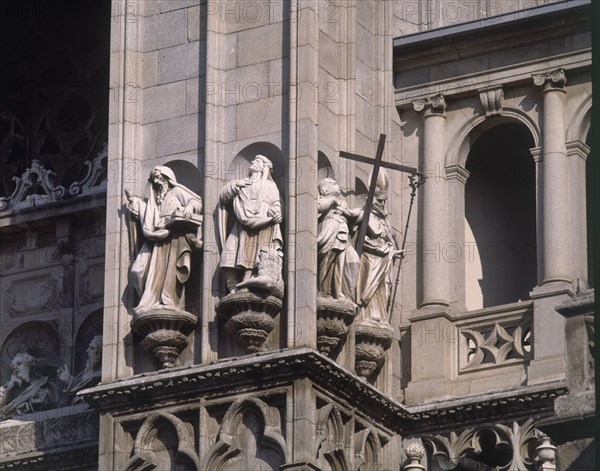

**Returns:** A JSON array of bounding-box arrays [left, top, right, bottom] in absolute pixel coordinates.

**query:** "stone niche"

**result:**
[[125, 160, 203, 372], [215, 142, 287, 358]]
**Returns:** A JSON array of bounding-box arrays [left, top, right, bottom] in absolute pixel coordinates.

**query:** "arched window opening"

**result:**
[[465, 123, 537, 309]]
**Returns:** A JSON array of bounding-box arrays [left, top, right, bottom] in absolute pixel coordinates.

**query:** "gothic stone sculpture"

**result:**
[[125, 166, 203, 368], [218, 155, 284, 296], [58, 335, 102, 404], [126, 166, 202, 315], [317, 178, 362, 301], [354, 171, 402, 379], [316, 178, 363, 356], [217, 155, 285, 352], [0, 353, 58, 418]]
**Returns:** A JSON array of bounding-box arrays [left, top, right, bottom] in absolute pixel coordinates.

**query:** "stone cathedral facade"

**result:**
[[0, 0, 594, 470]]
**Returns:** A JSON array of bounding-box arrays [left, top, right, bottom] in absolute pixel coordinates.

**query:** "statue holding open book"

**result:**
[[125, 165, 203, 315]]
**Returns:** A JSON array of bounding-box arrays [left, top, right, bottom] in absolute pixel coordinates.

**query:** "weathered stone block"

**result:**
[[157, 114, 200, 156], [237, 23, 283, 67], [141, 9, 187, 52], [142, 81, 186, 124], [158, 42, 202, 85]]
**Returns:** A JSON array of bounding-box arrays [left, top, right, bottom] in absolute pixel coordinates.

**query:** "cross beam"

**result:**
[[339, 134, 421, 255]]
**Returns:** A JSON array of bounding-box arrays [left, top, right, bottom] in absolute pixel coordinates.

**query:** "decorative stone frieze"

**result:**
[[479, 85, 504, 117], [461, 319, 533, 371], [0, 160, 66, 211], [421, 418, 544, 470], [68, 142, 108, 196]]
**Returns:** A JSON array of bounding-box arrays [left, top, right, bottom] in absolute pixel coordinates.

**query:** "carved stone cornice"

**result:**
[[78, 347, 567, 434], [413, 94, 446, 117], [406, 381, 567, 434], [478, 85, 504, 117], [532, 68, 567, 92], [445, 164, 470, 184]]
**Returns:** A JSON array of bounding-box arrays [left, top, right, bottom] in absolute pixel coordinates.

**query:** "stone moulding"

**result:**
[[77, 347, 566, 434], [216, 291, 283, 352], [316, 296, 356, 356], [130, 308, 197, 368]]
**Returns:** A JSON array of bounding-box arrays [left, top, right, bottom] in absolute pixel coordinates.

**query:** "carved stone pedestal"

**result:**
[[216, 291, 282, 352], [316, 296, 356, 356], [131, 309, 197, 368], [354, 323, 394, 379]]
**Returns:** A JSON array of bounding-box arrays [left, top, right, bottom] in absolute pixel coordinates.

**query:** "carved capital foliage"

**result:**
[[479, 86, 504, 118], [403, 441, 426, 471], [413, 94, 446, 116], [532, 69, 567, 92]]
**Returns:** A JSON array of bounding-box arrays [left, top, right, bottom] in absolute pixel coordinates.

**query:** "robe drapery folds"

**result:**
[[317, 201, 359, 301], [356, 209, 396, 324], [219, 176, 283, 271], [129, 167, 202, 315]]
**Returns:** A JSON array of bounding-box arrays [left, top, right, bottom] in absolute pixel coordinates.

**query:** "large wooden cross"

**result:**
[[340, 133, 422, 255]]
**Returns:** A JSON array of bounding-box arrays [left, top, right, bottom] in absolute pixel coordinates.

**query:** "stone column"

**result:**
[[533, 69, 571, 285], [405, 96, 454, 403], [413, 95, 449, 307], [566, 140, 591, 287]]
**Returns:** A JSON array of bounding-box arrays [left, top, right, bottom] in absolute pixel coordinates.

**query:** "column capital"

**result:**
[[413, 94, 446, 117], [532, 68, 567, 92], [565, 140, 591, 161], [445, 164, 470, 184]]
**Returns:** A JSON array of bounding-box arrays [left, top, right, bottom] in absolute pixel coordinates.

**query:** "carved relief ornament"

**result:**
[[532, 68, 567, 91], [413, 94, 446, 115], [479, 86, 504, 117]]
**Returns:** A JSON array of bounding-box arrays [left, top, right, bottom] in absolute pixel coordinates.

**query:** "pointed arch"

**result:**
[[316, 404, 351, 471], [355, 428, 383, 471], [201, 397, 286, 471], [126, 412, 200, 471]]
